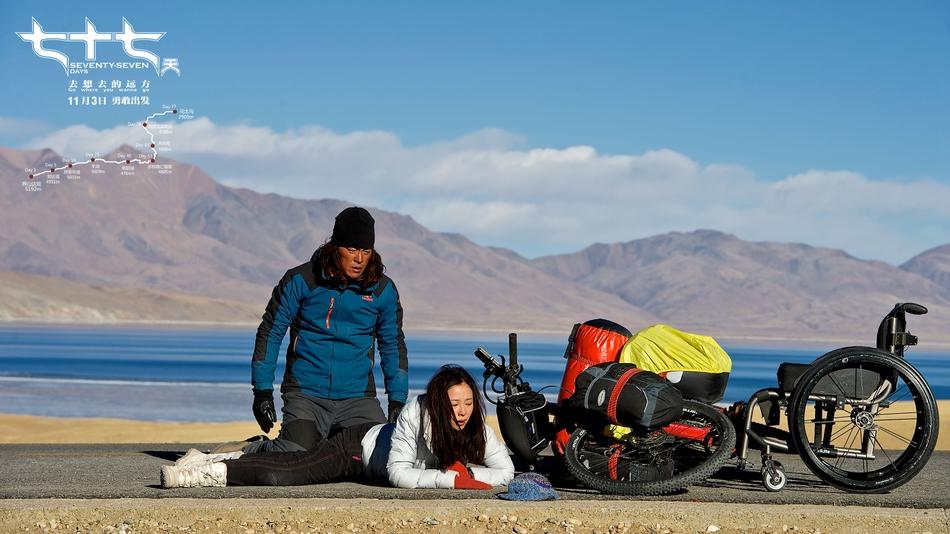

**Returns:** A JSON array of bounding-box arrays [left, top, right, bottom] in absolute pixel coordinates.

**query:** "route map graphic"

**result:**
[[21, 106, 192, 192]]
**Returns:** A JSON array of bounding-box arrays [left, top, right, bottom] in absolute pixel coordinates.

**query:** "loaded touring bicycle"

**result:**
[[474, 322, 737, 496], [472, 303, 939, 495]]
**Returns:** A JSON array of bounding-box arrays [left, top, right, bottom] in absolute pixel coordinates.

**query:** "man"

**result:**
[[243, 206, 408, 453]]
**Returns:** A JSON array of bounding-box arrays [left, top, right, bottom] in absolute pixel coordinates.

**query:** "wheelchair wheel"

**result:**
[[761, 459, 787, 491], [788, 346, 938, 493], [563, 400, 736, 495]]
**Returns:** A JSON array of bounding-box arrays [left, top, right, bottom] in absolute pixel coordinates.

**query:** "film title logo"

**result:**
[[17, 17, 180, 76]]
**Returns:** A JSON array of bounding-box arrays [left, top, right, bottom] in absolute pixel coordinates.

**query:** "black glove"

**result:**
[[388, 400, 405, 423], [252, 389, 277, 433]]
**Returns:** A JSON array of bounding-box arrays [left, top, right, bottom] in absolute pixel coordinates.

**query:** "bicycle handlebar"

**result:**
[[474, 347, 505, 377]]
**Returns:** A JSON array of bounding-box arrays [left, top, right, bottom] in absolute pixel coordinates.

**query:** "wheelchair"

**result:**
[[732, 302, 940, 493]]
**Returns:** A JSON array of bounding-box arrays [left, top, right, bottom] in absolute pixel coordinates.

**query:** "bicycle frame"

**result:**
[[476, 333, 721, 469]]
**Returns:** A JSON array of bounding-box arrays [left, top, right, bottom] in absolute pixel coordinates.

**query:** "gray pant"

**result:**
[[245, 392, 385, 453]]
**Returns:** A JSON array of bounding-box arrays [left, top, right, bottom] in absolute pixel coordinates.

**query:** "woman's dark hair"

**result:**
[[315, 241, 385, 289], [424, 365, 486, 468]]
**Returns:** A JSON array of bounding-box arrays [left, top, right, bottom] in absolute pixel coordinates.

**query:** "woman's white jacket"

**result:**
[[360, 395, 515, 489]]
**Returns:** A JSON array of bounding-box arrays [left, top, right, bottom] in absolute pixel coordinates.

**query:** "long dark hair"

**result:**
[[315, 241, 385, 289], [424, 365, 486, 468]]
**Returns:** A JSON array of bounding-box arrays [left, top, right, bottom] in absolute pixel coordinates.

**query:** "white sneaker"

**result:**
[[161, 462, 227, 488], [175, 449, 243, 467], [207, 451, 243, 463], [175, 448, 210, 466]]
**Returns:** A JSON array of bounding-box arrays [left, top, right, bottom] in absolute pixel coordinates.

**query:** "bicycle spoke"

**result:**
[[872, 435, 898, 473], [828, 423, 854, 443], [886, 382, 912, 403], [834, 426, 860, 469], [857, 364, 863, 403], [828, 370, 853, 400], [871, 416, 920, 422], [875, 425, 916, 447], [807, 416, 855, 424], [844, 425, 860, 455]]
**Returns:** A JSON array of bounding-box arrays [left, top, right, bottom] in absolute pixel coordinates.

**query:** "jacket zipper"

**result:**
[[326, 295, 335, 395]]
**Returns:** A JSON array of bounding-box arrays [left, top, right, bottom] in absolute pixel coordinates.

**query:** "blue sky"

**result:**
[[1, 2, 948, 263]]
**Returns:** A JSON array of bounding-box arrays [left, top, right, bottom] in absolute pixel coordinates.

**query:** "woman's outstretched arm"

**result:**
[[469, 424, 515, 486]]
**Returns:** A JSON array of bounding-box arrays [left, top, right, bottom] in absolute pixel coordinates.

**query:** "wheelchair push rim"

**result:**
[[788, 346, 939, 494]]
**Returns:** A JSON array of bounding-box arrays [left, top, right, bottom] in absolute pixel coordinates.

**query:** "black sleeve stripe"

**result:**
[[253, 262, 314, 362], [394, 285, 408, 372], [374, 274, 391, 297], [253, 270, 292, 362]]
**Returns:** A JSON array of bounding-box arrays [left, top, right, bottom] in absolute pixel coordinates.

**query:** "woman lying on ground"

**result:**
[[161, 365, 515, 490]]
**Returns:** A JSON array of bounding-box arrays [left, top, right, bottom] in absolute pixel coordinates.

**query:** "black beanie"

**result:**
[[330, 207, 375, 249]]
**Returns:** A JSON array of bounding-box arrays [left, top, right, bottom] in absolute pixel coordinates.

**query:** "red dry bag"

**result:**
[[553, 318, 631, 454]]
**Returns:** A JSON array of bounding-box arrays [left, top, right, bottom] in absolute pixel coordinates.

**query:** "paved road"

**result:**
[[1, 444, 947, 507]]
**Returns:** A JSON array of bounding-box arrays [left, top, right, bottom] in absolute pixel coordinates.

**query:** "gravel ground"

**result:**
[[0, 498, 947, 534]]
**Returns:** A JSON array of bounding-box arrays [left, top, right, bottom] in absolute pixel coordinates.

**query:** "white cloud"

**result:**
[[20, 117, 950, 264], [0, 117, 51, 138]]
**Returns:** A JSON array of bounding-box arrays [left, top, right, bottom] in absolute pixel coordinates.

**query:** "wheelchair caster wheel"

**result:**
[[762, 462, 786, 492]]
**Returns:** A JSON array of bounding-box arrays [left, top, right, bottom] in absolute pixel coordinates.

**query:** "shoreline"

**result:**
[[4, 319, 949, 349], [1, 404, 946, 450], [0, 413, 504, 446]]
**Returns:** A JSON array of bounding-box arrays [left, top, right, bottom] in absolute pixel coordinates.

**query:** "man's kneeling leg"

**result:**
[[278, 419, 325, 451]]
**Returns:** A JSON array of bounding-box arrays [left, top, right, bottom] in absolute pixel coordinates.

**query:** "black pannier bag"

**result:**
[[570, 363, 684, 429]]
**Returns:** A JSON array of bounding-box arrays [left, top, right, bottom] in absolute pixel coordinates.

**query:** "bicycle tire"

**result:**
[[563, 399, 736, 495], [788, 346, 938, 493]]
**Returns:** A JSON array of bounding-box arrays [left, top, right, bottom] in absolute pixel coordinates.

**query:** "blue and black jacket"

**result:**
[[251, 254, 408, 404]]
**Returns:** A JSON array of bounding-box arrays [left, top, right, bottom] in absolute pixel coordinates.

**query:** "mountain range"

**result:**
[[1, 145, 948, 345]]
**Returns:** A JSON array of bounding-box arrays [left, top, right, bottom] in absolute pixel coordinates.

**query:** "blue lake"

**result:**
[[0, 325, 946, 421]]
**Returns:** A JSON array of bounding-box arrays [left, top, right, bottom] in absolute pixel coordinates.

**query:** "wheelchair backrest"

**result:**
[[876, 302, 927, 357]]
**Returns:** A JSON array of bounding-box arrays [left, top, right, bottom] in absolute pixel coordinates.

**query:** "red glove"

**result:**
[[446, 460, 492, 490], [454, 476, 492, 490], [445, 460, 468, 478]]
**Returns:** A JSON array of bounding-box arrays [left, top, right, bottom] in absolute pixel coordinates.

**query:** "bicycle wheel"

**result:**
[[788, 346, 938, 493], [563, 399, 736, 495]]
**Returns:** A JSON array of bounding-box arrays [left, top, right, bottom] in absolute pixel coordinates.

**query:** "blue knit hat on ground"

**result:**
[[497, 472, 558, 501]]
